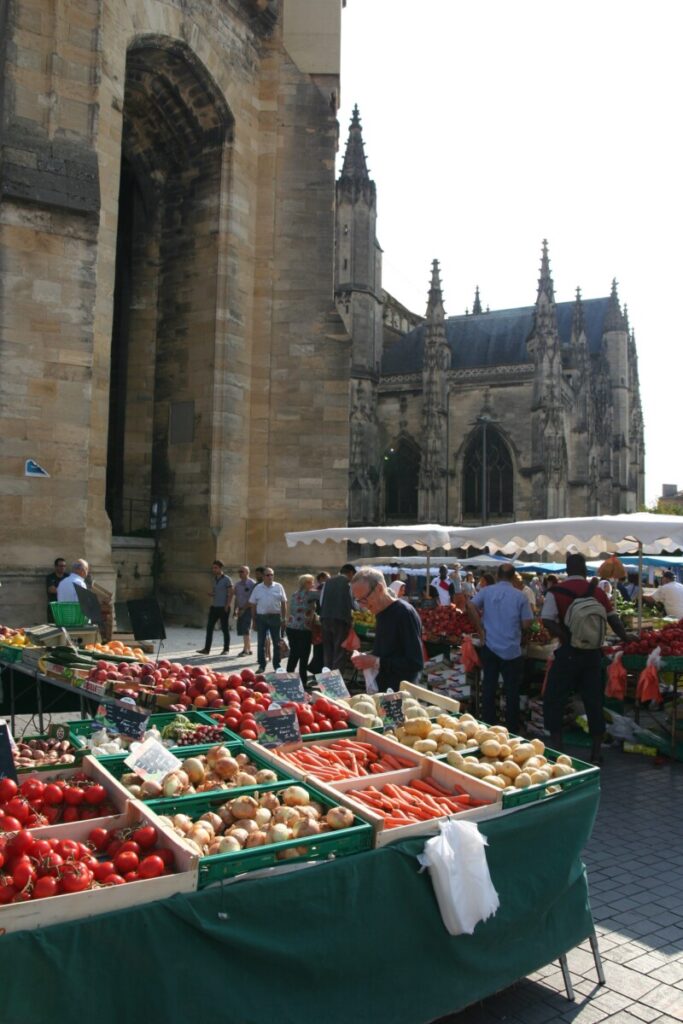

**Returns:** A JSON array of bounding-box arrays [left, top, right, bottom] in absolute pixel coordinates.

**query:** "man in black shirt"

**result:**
[[350, 568, 424, 692], [46, 557, 67, 621]]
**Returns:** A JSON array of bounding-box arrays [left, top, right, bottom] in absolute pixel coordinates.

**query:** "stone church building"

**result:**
[[336, 109, 645, 531], [0, 1, 644, 625]]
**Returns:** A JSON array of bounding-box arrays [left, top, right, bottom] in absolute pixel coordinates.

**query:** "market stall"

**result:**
[[0, 782, 600, 1024]]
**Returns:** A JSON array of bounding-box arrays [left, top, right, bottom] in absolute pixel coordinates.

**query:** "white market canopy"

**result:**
[[446, 514, 683, 559], [285, 524, 452, 552]]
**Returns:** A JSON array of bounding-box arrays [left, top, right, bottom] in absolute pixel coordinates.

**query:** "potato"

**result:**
[[404, 706, 429, 721], [446, 751, 465, 768], [511, 744, 536, 764], [480, 739, 502, 758], [440, 729, 459, 746], [413, 738, 438, 754], [462, 721, 479, 739], [530, 738, 546, 755], [483, 774, 506, 789], [498, 760, 521, 779], [474, 729, 498, 744], [514, 772, 532, 788], [552, 762, 574, 778], [498, 744, 512, 759], [556, 753, 573, 766], [436, 743, 455, 755], [404, 718, 433, 738], [436, 714, 460, 729], [490, 725, 509, 737]]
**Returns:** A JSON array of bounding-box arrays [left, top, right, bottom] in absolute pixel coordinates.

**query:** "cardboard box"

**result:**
[[0, 802, 198, 936]]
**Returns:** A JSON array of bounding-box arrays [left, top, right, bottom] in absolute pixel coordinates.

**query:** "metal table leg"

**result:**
[[36, 669, 44, 732], [9, 666, 16, 735], [589, 933, 606, 985], [558, 953, 575, 1001]]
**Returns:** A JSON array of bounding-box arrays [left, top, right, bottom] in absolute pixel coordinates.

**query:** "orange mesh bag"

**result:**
[[605, 651, 627, 700], [341, 627, 361, 652], [635, 648, 662, 704], [461, 635, 481, 672], [597, 556, 627, 581]]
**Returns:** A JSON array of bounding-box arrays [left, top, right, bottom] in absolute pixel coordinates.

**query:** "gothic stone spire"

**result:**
[[528, 239, 560, 358], [472, 286, 482, 315], [571, 286, 586, 343], [338, 105, 375, 204], [604, 277, 626, 332], [426, 258, 445, 325]]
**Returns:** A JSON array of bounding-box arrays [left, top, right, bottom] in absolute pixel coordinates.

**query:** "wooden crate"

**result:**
[[398, 681, 461, 714], [0, 803, 198, 936], [312, 759, 502, 848]]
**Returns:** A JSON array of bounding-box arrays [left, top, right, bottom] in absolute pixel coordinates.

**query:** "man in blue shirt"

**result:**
[[467, 563, 533, 732]]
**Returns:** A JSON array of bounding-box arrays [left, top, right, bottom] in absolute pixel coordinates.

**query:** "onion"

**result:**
[[283, 786, 310, 807], [182, 757, 206, 785], [127, 784, 143, 798], [255, 769, 279, 784], [172, 814, 194, 834], [259, 792, 280, 812], [254, 806, 272, 828], [200, 811, 223, 833], [293, 818, 320, 838], [245, 831, 267, 847], [235, 771, 257, 787], [164, 772, 188, 798], [267, 823, 292, 844], [235, 752, 250, 767], [239, 818, 260, 835], [228, 795, 259, 819], [297, 805, 321, 821], [214, 756, 240, 780], [272, 805, 299, 826], [140, 779, 163, 799], [216, 835, 242, 853], [207, 744, 232, 766], [227, 828, 249, 846], [326, 806, 354, 830], [218, 805, 235, 826]]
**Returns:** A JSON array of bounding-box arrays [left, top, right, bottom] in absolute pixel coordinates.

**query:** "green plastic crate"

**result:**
[[49, 601, 88, 627], [0, 643, 23, 663], [96, 742, 295, 799], [147, 779, 373, 885], [499, 748, 599, 809], [13, 734, 85, 773], [301, 727, 356, 742], [67, 712, 235, 749]]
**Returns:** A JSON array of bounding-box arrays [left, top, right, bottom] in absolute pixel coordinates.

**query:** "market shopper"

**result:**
[[57, 559, 89, 601], [307, 571, 330, 676], [46, 557, 68, 619], [233, 566, 256, 657], [462, 572, 476, 599], [645, 570, 683, 618], [542, 552, 633, 764], [466, 563, 533, 732], [350, 567, 423, 692], [430, 564, 456, 605], [196, 561, 233, 655], [250, 567, 288, 672], [286, 574, 316, 686], [320, 563, 355, 671]]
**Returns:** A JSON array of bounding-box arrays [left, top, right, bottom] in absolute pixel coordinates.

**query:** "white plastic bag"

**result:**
[[363, 667, 379, 694], [417, 819, 499, 936]]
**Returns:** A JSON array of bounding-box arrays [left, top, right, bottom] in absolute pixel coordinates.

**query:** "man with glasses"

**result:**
[[249, 567, 288, 672], [350, 567, 423, 692], [46, 557, 68, 621], [232, 566, 256, 657]]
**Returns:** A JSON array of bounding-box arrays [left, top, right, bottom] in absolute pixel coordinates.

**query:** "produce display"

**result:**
[[0, 773, 118, 830], [521, 620, 554, 647], [621, 622, 683, 658], [115, 746, 281, 801], [0, 821, 174, 903], [419, 605, 474, 642], [386, 711, 476, 756], [211, 693, 351, 739], [84, 640, 149, 660], [275, 738, 417, 781], [444, 728, 578, 792], [337, 692, 455, 729], [156, 784, 357, 858], [352, 609, 376, 630], [0, 626, 35, 649], [346, 776, 487, 828], [160, 716, 227, 746], [12, 735, 78, 771]]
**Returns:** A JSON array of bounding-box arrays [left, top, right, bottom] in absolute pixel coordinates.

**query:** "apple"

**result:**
[[240, 669, 256, 683]]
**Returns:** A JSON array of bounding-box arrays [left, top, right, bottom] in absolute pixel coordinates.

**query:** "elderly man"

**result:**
[[249, 567, 288, 673], [646, 569, 683, 619], [57, 559, 89, 601], [350, 567, 423, 692], [466, 562, 533, 732]]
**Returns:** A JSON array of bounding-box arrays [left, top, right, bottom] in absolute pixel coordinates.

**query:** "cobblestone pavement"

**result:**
[[438, 743, 683, 1024]]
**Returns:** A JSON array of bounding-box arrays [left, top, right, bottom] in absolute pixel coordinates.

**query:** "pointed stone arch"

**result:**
[[382, 435, 420, 522], [461, 424, 514, 522]]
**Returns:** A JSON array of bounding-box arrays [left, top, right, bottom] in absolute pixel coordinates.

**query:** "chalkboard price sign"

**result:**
[[255, 708, 301, 748], [265, 672, 306, 703], [378, 693, 405, 726], [99, 702, 150, 740], [313, 670, 350, 700], [0, 722, 18, 782], [124, 738, 181, 781]]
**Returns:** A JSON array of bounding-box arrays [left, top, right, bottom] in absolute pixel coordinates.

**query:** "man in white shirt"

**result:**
[[57, 559, 89, 601], [648, 571, 683, 619], [249, 567, 288, 672]]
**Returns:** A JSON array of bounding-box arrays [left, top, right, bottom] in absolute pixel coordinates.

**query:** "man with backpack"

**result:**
[[542, 553, 633, 764]]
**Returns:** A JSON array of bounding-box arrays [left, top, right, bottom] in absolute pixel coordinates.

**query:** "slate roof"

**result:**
[[381, 296, 610, 375]]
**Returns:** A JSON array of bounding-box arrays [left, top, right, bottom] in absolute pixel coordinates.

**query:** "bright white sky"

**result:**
[[338, 0, 679, 506]]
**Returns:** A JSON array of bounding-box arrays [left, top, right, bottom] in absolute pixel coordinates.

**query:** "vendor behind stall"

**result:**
[[645, 569, 683, 618], [350, 568, 424, 692]]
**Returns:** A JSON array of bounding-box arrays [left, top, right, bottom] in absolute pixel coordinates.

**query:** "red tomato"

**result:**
[[114, 850, 139, 875], [241, 697, 259, 714], [132, 826, 157, 850], [32, 875, 59, 900], [61, 806, 80, 823], [13, 859, 36, 891], [102, 873, 125, 885], [300, 725, 312, 734], [297, 707, 315, 727], [318, 720, 334, 732], [155, 848, 175, 868], [60, 862, 93, 894], [84, 784, 107, 806], [57, 839, 80, 860], [37, 852, 64, 877], [0, 778, 18, 803], [92, 860, 116, 882], [5, 798, 30, 825], [43, 783, 64, 806], [0, 816, 22, 832], [32, 839, 52, 859], [63, 786, 85, 807], [138, 854, 165, 879], [0, 851, 4, 871], [41, 806, 61, 825], [88, 827, 109, 851], [118, 840, 141, 856], [240, 728, 258, 741], [10, 829, 35, 857], [224, 716, 240, 731], [19, 778, 45, 803], [0, 879, 17, 904]]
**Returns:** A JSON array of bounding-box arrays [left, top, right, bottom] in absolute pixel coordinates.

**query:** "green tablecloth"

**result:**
[[0, 784, 599, 1024]]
